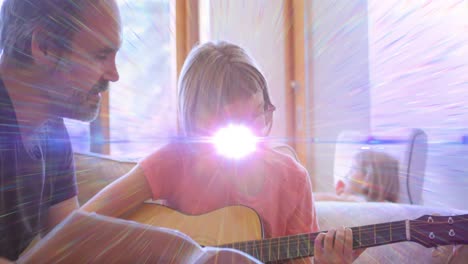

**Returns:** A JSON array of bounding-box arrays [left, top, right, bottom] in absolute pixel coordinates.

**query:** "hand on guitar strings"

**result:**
[[313, 227, 364, 264]]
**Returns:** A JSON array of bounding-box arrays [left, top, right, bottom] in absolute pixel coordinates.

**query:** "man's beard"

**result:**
[[49, 80, 109, 122]]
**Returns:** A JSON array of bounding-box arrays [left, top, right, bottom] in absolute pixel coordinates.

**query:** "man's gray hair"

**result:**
[[0, 0, 95, 64]]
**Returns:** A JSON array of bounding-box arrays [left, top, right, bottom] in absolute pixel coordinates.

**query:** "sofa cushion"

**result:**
[[74, 152, 137, 205]]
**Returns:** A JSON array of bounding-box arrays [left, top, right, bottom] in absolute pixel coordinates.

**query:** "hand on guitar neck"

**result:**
[[314, 227, 363, 264]]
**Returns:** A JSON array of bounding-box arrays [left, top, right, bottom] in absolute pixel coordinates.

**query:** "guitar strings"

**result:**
[[225, 221, 407, 248], [222, 216, 468, 261], [224, 225, 400, 261], [232, 216, 468, 248]]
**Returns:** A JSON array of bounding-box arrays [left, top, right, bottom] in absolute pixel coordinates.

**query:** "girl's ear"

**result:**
[[335, 180, 345, 195], [263, 112, 273, 136]]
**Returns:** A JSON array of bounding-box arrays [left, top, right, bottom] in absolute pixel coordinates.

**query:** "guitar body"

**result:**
[[123, 203, 263, 246], [19, 211, 263, 264]]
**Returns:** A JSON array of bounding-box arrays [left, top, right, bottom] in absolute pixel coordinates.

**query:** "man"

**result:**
[[0, 0, 119, 260], [0, 1, 260, 263]]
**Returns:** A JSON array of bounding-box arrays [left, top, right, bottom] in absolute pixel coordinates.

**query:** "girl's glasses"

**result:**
[[249, 103, 276, 134]]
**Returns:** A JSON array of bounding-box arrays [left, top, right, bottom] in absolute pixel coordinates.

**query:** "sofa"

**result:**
[[75, 152, 466, 263]]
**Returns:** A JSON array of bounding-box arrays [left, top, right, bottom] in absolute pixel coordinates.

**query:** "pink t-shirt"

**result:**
[[140, 142, 319, 238]]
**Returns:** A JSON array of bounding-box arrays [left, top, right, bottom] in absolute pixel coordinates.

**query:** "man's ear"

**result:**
[[335, 180, 345, 195], [31, 28, 56, 66]]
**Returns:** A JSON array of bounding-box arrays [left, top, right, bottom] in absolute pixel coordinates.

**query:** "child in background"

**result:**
[[316, 150, 400, 203]]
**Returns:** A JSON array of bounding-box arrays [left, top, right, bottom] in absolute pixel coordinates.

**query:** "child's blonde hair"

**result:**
[[352, 150, 400, 202], [177, 41, 274, 137]]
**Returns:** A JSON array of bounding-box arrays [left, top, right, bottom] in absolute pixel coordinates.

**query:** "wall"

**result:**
[[368, 0, 468, 210], [305, 0, 468, 210], [306, 0, 371, 191]]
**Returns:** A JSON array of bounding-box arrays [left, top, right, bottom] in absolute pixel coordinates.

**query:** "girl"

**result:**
[[82, 41, 356, 264]]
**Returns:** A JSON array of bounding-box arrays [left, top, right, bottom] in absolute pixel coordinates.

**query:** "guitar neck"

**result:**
[[220, 220, 408, 263]]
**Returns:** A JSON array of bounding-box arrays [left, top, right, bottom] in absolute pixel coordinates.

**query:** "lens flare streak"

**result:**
[[212, 125, 258, 159]]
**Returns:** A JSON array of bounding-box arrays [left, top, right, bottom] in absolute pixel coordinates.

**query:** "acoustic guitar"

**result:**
[[124, 203, 468, 263]]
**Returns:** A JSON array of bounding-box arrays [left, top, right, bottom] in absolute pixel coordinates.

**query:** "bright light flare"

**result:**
[[213, 124, 258, 159]]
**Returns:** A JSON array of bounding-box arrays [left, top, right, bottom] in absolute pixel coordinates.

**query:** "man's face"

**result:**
[[47, 0, 121, 122]]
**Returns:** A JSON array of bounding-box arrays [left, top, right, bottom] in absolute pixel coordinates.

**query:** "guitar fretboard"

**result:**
[[220, 220, 407, 263]]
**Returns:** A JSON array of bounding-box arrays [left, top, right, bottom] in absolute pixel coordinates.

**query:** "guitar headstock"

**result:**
[[409, 214, 468, 248]]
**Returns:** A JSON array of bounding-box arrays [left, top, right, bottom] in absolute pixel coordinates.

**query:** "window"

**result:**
[[67, 0, 177, 160], [65, 119, 90, 154], [109, 0, 177, 159]]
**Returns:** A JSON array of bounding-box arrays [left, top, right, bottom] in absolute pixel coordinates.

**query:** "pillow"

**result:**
[[74, 152, 137, 204]]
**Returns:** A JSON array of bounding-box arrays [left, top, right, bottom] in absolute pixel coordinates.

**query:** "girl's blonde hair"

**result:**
[[353, 150, 400, 202], [177, 41, 274, 136]]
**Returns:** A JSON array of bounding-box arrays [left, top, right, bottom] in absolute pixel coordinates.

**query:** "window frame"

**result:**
[[86, 0, 315, 188]]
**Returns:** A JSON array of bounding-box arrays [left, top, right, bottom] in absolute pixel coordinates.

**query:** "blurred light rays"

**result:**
[[212, 125, 257, 159], [1, 0, 462, 208]]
